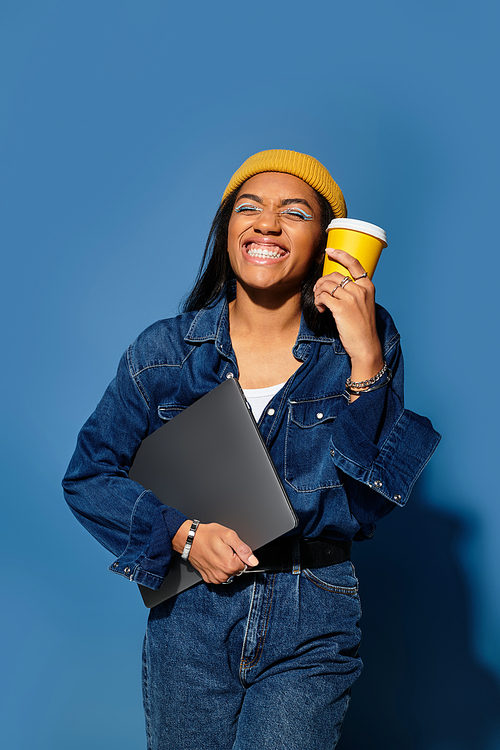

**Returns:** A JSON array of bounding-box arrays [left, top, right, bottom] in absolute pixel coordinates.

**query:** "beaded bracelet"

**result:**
[[181, 519, 201, 560], [346, 361, 388, 390]]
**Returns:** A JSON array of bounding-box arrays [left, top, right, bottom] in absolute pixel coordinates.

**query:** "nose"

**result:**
[[252, 207, 281, 234]]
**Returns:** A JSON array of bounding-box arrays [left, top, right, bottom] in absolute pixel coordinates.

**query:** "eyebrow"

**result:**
[[236, 194, 315, 212]]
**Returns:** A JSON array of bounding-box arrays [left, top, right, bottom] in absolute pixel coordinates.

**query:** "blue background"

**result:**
[[2, 1, 499, 748]]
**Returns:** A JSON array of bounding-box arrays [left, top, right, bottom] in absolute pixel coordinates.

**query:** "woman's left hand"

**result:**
[[313, 248, 384, 380]]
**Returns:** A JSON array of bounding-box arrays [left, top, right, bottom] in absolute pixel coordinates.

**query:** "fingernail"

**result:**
[[248, 554, 259, 566]]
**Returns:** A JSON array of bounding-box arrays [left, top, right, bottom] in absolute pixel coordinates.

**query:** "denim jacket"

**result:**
[[63, 293, 440, 590]]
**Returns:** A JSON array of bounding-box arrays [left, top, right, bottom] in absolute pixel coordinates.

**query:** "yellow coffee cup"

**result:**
[[322, 219, 387, 279]]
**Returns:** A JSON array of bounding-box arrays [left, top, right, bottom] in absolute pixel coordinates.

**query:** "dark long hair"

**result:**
[[181, 185, 336, 336]]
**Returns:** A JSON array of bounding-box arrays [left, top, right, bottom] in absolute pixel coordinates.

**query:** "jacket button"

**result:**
[[267, 408, 275, 416], [316, 412, 324, 419], [330, 449, 335, 457], [226, 372, 234, 379], [123, 566, 131, 574], [112, 562, 119, 568], [374, 480, 382, 487], [393, 494, 402, 501]]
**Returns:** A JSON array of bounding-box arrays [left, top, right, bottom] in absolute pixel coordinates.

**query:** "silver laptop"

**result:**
[[129, 377, 297, 607]]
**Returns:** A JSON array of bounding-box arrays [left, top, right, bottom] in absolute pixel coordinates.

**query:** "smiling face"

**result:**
[[227, 172, 324, 296]]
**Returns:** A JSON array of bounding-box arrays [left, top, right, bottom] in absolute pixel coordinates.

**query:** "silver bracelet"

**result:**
[[181, 519, 201, 560], [346, 361, 388, 390], [345, 367, 393, 396]]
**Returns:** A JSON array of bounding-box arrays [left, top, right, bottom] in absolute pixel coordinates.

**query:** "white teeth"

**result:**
[[246, 244, 285, 259], [248, 249, 282, 258]]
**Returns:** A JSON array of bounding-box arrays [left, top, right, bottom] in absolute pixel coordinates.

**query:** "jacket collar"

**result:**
[[184, 294, 234, 359]]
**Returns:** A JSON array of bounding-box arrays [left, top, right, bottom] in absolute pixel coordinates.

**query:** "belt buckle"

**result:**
[[243, 567, 265, 573]]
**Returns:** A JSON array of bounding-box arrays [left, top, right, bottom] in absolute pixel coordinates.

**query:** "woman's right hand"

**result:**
[[172, 520, 259, 584]]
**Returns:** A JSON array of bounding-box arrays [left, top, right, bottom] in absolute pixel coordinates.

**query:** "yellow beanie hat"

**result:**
[[221, 149, 347, 218]]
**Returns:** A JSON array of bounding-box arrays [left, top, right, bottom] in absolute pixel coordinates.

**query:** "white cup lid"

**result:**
[[327, 218, 387, 246]]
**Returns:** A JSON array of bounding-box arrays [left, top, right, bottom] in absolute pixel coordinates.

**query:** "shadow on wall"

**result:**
[[337, 481, 500, 750]]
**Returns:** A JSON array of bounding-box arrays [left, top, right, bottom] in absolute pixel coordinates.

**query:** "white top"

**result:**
[[242, 382, 286, 423]]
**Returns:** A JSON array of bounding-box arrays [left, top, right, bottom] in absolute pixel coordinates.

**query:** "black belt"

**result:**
[[251, 536, 351, 573]]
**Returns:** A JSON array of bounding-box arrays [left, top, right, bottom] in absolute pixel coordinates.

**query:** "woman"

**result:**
[[63, 149, 440, 749]]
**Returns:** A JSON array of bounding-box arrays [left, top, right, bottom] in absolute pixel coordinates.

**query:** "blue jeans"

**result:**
[[142, 558, 363, 749]]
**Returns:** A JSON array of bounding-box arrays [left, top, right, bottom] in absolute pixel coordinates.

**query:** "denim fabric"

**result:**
[[143, 558, 362, 750], [62, 291, 441, 590]]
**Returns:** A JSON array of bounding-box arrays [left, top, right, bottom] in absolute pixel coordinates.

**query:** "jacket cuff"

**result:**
[[331, 408, 441, 506], [330, 386, 389, 471], [108, 490, 188, 589]]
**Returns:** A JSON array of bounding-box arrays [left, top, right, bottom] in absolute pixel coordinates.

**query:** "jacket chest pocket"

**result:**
[[284, 396, 344, 492]]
